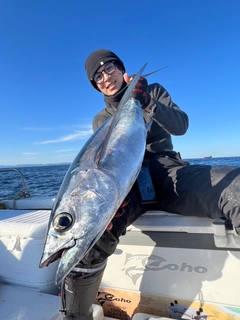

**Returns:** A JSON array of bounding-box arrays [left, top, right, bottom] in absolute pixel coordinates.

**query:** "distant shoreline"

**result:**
[[0, 163, 71, 169], [1, 156, 240, 168]]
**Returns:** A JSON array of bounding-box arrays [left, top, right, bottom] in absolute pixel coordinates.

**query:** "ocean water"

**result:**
[[0, 157, 240, 200], [0, 164, 69, 199], [186, 156, 240, 167]]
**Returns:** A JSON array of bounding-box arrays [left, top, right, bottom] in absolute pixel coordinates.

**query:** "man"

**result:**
[[60, 49, 240, 319]]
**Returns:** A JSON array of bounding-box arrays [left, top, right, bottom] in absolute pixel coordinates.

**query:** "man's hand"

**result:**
[[124, 74, 151, 109]]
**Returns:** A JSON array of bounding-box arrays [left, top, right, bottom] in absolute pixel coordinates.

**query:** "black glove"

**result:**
[[130, 76, 151, 109]]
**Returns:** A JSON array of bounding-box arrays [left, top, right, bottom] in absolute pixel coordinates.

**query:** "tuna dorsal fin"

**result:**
[[96, 63, 147, 165]]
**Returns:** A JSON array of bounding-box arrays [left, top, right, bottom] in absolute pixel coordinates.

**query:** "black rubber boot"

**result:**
[[60, 261, 106, 320]]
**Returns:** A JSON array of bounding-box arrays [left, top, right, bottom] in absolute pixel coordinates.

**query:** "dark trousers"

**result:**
[[148, 153, 240, 230]]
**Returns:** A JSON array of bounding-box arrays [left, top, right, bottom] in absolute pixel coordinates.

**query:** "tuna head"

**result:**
[[39, 166, 118, 284]]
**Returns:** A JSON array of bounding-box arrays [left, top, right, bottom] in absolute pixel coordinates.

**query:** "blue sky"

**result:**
[[1, 0, 239, 166]]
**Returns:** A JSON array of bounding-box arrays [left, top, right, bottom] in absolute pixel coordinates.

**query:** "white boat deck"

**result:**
[[0, 283, 171, 320], [1, 195, 240, 319], [0, 283, 62, 320]]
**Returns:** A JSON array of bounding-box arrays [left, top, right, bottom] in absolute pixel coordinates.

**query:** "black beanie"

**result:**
[[85, 49, 125, 91]]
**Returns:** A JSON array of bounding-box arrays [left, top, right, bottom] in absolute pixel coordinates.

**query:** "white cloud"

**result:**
[[23, 127, 57, 131], [22, 152, 39, 155], [55, 149, 78, 153], [36, 129, 93, 145], [23, 122, 92, 132]]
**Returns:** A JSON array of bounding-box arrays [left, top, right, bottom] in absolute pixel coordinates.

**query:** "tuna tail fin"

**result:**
[[143, 65, 168, 78], [97, 63, 147, 165]]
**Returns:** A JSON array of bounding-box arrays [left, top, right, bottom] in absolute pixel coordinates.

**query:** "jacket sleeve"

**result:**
[[149, 83, 189, 136]]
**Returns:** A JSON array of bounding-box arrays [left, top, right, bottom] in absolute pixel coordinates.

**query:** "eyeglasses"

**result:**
[[92, 62, 116, 84]]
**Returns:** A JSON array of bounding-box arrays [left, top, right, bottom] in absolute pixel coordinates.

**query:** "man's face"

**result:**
[[94, 62, 124, 96]]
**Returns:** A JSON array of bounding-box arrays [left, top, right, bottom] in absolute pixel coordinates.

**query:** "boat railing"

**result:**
[[0, 168, 31, 202]]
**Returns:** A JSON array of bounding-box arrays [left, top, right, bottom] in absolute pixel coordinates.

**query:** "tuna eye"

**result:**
[[53, 213, 73, 232]]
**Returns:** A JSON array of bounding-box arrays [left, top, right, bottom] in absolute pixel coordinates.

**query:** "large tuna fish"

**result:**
[[39, 64, 150, 285]]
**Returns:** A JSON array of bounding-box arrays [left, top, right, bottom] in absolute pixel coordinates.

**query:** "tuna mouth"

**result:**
[[39, 249, 65, 268], [39, 237, 76, 268]]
